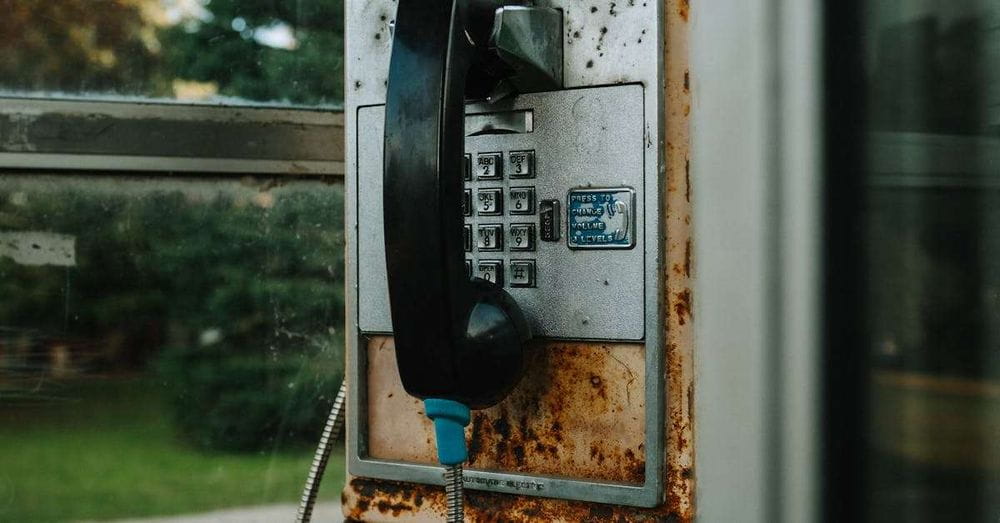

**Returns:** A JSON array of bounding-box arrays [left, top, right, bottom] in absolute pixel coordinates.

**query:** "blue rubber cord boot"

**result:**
[[424, 398, 471, 465]]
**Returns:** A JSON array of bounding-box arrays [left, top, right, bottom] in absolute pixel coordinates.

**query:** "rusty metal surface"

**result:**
[[661, 0, 695, 519], [367, 337, 647, 484], [344, 477, 680, 522]]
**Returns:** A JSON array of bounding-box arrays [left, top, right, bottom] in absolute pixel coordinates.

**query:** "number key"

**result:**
[[478, 260, 504, 286], [509, 223, 535, 252], [476, 152, 503, 180], [477, 224, 503, 252], [509, 151, 534, 179], [509, 187, 535, 215], [476, 188, 503, 216]]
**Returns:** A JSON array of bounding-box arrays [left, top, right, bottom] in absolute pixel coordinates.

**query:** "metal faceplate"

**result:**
[[357, 85, 645, 340], [345, 0, 664, 509]]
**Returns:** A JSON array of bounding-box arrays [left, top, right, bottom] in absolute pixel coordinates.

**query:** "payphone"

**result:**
[[344, 0, 667, 516]]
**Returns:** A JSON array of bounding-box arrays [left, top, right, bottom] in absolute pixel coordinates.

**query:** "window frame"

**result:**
[[0, 97, 345, 176]]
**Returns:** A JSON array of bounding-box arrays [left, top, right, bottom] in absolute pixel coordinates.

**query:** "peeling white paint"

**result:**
[[0, 232, 76, 267]]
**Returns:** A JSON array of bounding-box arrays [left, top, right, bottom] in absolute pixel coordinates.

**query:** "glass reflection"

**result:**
[[863, 2, 1000, 521], [0, 175, 345, 521]]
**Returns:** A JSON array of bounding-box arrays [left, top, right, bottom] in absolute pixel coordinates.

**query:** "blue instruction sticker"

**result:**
[[566, 187, 636, 250]]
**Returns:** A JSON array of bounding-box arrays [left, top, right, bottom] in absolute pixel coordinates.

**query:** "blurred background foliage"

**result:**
[[0, 0, 344, 105], [0, 179, 345, 451]]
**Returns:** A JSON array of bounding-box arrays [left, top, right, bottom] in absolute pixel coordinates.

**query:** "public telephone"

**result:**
[[345, 0, 667, 512]]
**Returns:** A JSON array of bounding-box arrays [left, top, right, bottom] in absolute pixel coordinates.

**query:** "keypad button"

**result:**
[[478, 260, 503, 286], [463, 189, 472, 217], [509, 187, 535, 215], [464, 154, 472, 181], [464, 224, 472, 252], [508, 151, 534, 179], [476, 152, 503, 180], [509, 223, 536, 252], [509, 260, 536, 288], [476, 188, 503, 216], [477, 224, 503, 251], [465, 259, 473, 278]]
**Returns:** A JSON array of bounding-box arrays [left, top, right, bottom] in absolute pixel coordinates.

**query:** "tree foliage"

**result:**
[[0, 180, 345, 449], [160, 0, 344, 104], [0, 0, 344, 104], [0, 0, 167, 96]]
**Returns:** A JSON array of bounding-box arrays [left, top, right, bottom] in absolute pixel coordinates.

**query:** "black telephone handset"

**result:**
[[383, 0, 530, 412]]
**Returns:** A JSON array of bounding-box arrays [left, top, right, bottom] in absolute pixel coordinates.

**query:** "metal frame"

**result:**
[[345, 0, 666, 509], [0, 97, 344, 176], [691, 0, 822, 521]]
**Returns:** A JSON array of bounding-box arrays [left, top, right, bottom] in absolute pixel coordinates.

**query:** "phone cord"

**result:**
[[295, 379, 348, 523], [444, 463, 465, 522]]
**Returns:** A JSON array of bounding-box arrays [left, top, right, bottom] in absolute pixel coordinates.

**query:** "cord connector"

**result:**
[[424, 398, 471, 465]]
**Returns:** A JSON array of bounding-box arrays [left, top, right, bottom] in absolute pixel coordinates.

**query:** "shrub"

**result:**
[[158, 338, 343, 452]]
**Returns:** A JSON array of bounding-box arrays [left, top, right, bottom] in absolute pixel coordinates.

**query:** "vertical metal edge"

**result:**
[[691, 0, 771, 520], [644, 9, 667, 506], [660, 0, 696, 518], [692, 0, 822, 521], [776, 0, 822, 521], [343, 0, 365, 495]]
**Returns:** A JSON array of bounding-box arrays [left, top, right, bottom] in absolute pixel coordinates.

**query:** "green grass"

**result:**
[[0, 378, 344, 522]]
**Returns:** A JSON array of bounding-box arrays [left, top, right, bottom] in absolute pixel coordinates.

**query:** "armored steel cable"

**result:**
[[295, 379, 347, 523], [444, 463, 465, 522]]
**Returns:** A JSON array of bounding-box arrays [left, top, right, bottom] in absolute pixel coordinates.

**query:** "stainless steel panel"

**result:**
[[357, 85, 645, 340]]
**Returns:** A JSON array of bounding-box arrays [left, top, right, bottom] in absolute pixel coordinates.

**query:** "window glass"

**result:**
[[862, 1, 1000, 520], [0, 175, 345, 521], [0, 1, 344, 106]]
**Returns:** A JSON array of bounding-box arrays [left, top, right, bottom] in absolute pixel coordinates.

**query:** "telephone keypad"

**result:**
[[477, 260, 503, 286], [509, 260, 536, 288], [508, 187, 535, 215], [476, 188, 503, 216], [476, 152, 503, 180], [508, 151, 534, 179], [509, 223, 535, 252], [477, 224, 503, 251], [465, 149, 539, 289]]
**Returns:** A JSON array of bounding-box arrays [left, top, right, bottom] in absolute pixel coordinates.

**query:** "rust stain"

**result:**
[[684, 159, 691, 203], [684, 239, 692, 277], [464, 343, 645, 483], [344, 477, 442, 521], [367, 339, 647, 484], [344, 476, 682, 522], [678, 0, 689, 21], [672, 289, 692, 326]]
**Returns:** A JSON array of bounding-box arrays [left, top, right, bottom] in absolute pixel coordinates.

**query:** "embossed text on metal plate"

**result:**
[[566, 187, 636, 250]]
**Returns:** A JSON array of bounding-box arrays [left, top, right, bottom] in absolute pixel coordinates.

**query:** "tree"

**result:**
[[159, 0, 344, 105], [0, 0, 168, 96], [0, 0, 344, 104], [0, 180, 346, 450]]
